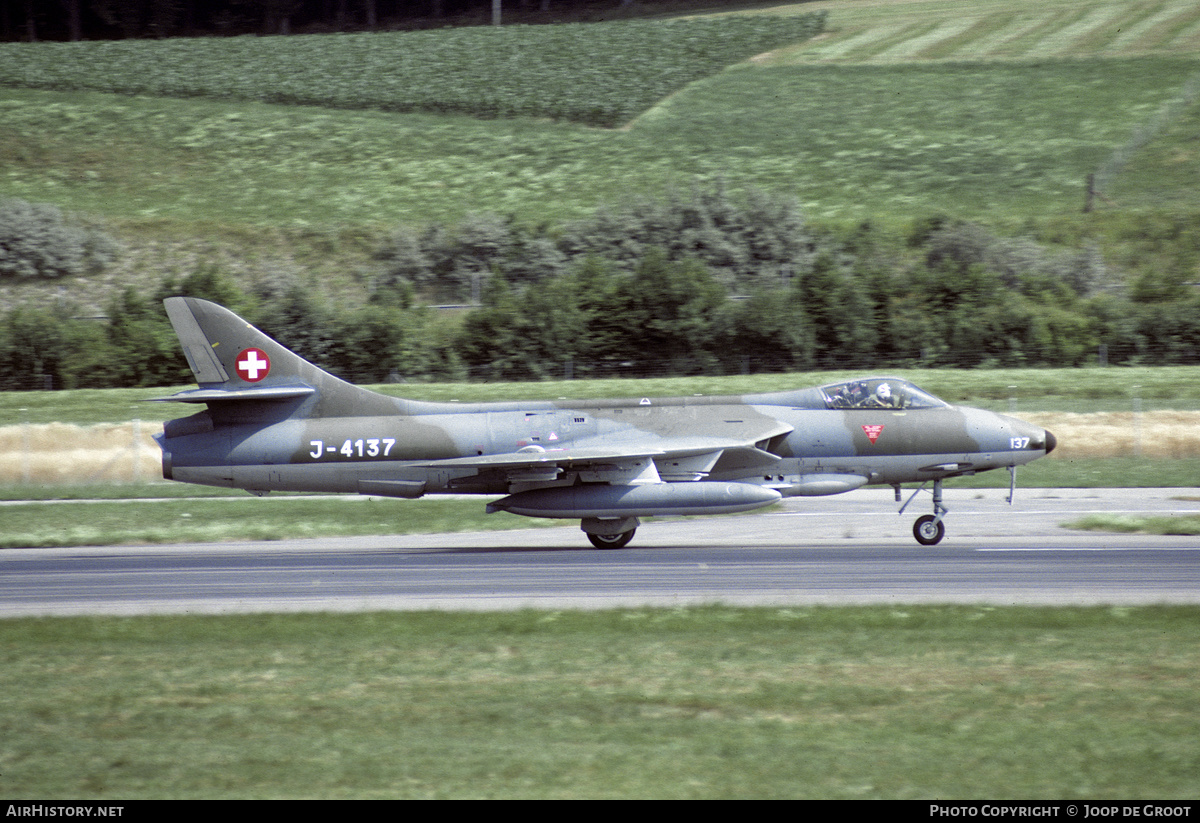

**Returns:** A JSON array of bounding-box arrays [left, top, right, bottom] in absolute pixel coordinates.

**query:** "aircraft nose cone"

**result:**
[[1044, 429, 1057, 454]]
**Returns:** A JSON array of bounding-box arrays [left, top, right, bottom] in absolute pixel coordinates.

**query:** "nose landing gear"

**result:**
[[898, 479, 948, 545], [913, 513, 946, 545]]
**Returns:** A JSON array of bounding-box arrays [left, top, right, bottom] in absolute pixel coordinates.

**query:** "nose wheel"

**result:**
[[900, 479, 948, 545], [913, 514, 945, 545]]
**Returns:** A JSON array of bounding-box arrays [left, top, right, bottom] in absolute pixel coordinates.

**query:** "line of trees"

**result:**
[[5, 0, 700, 41], [2, 184, 1199, 391], [448, 223, 1199, 381]]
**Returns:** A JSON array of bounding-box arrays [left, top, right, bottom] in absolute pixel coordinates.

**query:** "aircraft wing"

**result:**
[[409, 420, 793, 485], [413, 445, 666, 471]]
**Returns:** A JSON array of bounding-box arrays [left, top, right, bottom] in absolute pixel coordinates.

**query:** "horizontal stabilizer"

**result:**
[[150, 386, 316, 403]]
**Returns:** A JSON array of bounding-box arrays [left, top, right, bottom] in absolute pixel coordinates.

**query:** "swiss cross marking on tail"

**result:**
[[862, 424, 884, 444], [236, 348, 271, 382]]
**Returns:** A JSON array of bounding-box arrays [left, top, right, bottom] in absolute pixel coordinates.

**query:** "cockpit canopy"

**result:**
[[820, 378, 948, 411]]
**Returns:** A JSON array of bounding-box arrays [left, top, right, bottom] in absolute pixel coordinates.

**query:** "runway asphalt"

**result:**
[[1, 488, 1197, 617]]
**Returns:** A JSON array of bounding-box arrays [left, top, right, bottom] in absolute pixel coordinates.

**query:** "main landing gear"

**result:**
[[898, 479, 948, 545], [587, 530, 636, 549], [582, 516, 640, 550]]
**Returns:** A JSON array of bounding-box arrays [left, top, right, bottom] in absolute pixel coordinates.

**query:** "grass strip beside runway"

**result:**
[[1, 605, 1197, 798], [0, 496, 540, 548]]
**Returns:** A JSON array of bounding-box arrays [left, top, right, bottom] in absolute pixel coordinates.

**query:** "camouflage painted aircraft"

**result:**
[[153, 297, 1057, 548]]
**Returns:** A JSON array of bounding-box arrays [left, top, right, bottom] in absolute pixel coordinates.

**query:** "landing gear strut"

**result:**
[[900, 479, 948, 545]]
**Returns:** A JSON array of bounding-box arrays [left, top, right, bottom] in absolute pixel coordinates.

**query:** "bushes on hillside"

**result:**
[[377, 182, 816, 303], [0, 198, 120, 279], [435, 192, 1199, 376], [3, 184, 1199, 391]]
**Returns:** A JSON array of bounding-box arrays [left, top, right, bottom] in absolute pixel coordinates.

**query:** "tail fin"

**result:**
[[155, 297, 401, 417]]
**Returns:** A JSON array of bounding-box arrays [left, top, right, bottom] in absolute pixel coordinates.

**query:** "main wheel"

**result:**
[[587, 529, 636, 550], [913, 515, 945, 546]]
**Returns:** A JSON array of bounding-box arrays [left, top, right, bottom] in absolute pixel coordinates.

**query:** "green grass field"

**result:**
[[767, 0, 1200, 64], [0, 15, 827, 127], [1, 0, 1198, 233], [0, 495, 557, 548], [0, 56, 1194, 229], [2, 606, 1198, 798]]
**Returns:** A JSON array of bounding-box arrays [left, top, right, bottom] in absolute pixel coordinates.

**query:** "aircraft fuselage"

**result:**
[[161, 393, 1051, 497], [153, 297, 1056, 547]]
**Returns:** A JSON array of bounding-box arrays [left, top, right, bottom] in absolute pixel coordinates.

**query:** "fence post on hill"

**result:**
[[1133, 385, 1142, 458], [1084, 173, 1115, 213], [20, 409, 30, 485], [132, 418, 142, 483]]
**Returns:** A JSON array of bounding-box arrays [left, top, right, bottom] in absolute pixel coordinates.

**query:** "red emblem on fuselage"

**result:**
[[862, 424, 884, 444], [235, 347, 271, 382]]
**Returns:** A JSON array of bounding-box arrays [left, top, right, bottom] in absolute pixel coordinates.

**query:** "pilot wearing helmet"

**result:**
[[871, 382, 895, 408]]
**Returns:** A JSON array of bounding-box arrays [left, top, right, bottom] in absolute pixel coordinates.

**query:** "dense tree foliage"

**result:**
[[3, 185, 1198, 390]]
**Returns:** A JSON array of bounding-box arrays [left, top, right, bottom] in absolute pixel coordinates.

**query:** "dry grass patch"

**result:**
[[1026, 411, 1200, 459], [0, 421, 162, 484]]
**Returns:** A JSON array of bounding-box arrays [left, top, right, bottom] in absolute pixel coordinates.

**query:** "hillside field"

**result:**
[[1, 0, 1198, 314]]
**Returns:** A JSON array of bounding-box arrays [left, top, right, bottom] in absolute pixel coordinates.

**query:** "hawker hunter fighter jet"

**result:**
[[153, 298, 1056, 548]]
